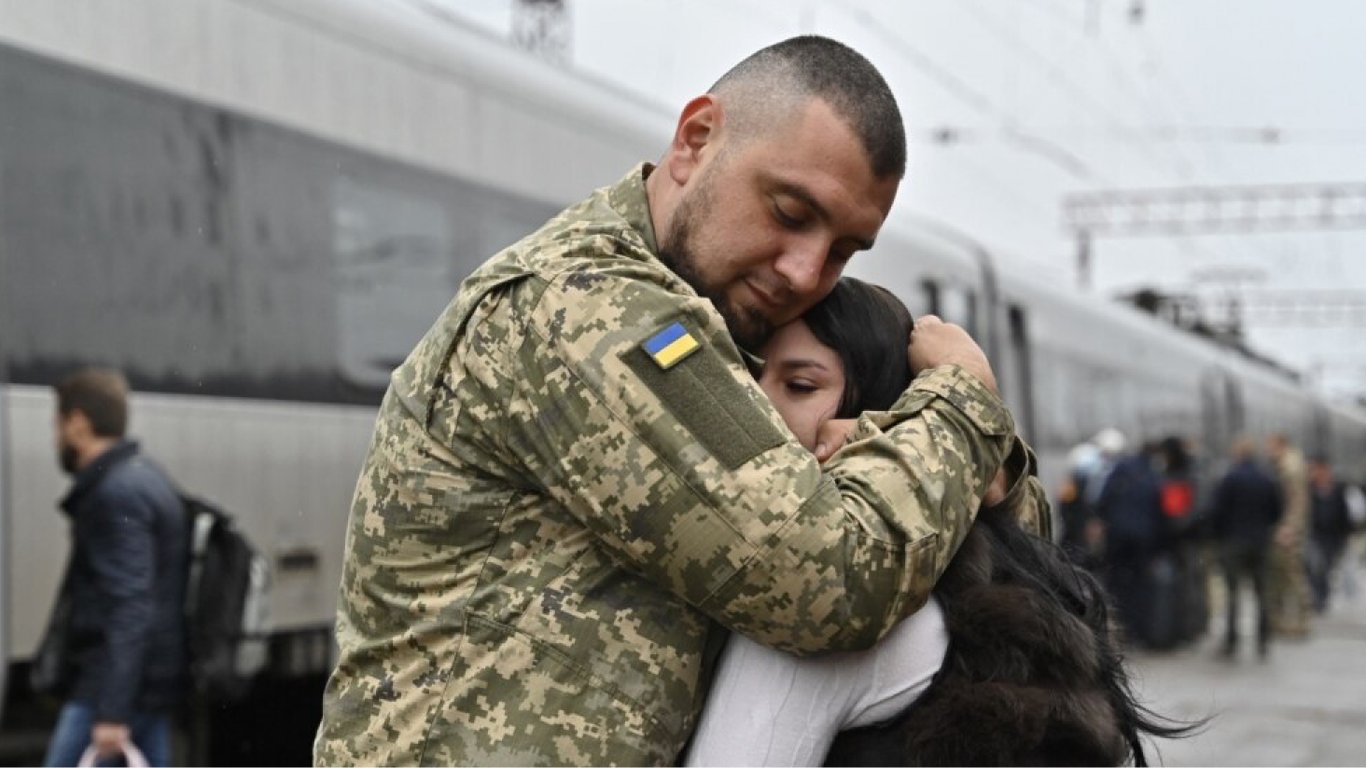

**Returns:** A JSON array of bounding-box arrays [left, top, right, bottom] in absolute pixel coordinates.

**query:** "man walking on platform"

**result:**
[[1267, 433, 1313, 638], [1210, 436, 1281, 659], [38, 369, 187, 767]]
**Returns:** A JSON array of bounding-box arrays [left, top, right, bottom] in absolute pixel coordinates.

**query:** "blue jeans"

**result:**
[[43, 701, 171, 767]]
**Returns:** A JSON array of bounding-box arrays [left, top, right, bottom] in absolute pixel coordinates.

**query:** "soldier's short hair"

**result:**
[[709, 36, 906, 179], [55, 367, 129, 438]]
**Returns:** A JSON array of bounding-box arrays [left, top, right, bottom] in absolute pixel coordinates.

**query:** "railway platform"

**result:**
[[1131, 549, 1366, 766]]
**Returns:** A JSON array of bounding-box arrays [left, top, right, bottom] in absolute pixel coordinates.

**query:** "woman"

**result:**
[[687, 277, 1193, 766]]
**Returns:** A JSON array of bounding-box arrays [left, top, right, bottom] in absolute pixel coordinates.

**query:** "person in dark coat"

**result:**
[[1094, 444, 1165, 647], [40, 369, 187, 767], [1308, 455, 1356, 612], [1209, 436, 1282, 659], [1059, 442, 1104, 571]]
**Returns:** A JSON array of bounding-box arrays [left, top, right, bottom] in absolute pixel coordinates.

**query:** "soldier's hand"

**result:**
[[907, 315, 998, 394], [814, 418, 859, 463]]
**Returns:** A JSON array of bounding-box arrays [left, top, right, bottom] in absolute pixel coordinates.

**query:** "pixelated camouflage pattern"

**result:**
[[1274, 447, 1311, 544], [313, 164, 1020, 766], [1270, 446, 1313, 633], [989, 437, 1052, 539]]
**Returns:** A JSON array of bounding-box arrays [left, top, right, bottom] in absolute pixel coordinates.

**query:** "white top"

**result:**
[[685, 597, 949, 767]]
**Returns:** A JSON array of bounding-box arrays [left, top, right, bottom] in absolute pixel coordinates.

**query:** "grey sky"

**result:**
[[434, 0, 1366, 397]]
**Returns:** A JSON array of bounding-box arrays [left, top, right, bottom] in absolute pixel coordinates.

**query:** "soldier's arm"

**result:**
[[986, 437, 1053, 540], [489, 269, 1011, 655]]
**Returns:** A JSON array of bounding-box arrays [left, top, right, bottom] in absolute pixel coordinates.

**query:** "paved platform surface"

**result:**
[[1129, 551, 1366, 766]]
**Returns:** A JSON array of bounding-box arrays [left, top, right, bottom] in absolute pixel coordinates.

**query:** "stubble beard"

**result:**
[[657, 179, 773, 352]]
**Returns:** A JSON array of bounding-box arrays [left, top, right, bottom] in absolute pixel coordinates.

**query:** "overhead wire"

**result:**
[[826, 0, 1106, 186], [953, 0, 1191, 183]]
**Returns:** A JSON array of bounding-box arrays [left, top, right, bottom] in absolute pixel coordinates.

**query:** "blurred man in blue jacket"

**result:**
[[42, 369, 186, 767]]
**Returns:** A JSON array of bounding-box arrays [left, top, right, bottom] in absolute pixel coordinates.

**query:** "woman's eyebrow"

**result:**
[[775, 358, 831, 373]]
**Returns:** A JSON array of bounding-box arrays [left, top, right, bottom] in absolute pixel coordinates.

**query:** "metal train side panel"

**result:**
[[0, 0, 672, 212], [0, 386, 9, 702], [5, 385, 375, 660]]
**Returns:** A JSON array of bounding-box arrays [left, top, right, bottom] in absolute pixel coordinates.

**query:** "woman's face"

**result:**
[[757, 319, 847, 452]]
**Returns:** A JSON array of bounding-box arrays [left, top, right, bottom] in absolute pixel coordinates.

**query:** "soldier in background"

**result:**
[[1267, 433, 1313, 638], [314, 36, 1039, 766]]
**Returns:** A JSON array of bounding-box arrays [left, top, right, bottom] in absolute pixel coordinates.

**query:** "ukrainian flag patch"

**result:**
[[642, 321, 700, 370]]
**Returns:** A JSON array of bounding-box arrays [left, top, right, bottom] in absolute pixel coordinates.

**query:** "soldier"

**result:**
[[1267, 433, 1313, 638], [314, 36, 1038, 766]]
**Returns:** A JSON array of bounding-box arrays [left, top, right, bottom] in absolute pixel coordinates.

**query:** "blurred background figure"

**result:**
[[1093, 429, 1165, 647], [1209, 436, 1281, 660], [1086, 428, 1129, 508], [35, 370, 187, 767], [1267, 434, 1313, 639], [1058, 441, 1103, 571], [1152, 435, 1210, 649], [1307, 456, 1357, 613]]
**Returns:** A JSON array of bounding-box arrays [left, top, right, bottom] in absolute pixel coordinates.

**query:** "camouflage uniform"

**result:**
[[314, 164, 1040, 766], [1269, 446, 1312, 636]]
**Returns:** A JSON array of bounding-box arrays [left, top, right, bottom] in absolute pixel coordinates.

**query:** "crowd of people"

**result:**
[[1057, 427, 1366, 660]]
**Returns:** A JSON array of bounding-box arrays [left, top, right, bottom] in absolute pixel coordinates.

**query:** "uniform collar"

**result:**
[[607, 162, 660, 255]]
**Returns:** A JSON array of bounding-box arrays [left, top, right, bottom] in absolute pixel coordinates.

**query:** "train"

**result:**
[[3, 0, 1364, 762]]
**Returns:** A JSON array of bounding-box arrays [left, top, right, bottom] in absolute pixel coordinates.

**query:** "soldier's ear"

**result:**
[[665, 95, 722, 187]]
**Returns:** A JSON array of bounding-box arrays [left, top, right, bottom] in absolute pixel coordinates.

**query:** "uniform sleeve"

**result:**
[[984, 437, 1053, 540], [489, 268, 1014, 654]]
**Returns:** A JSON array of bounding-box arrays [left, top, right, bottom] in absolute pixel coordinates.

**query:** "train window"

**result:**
[[333, 175, 455, 390], [0, 45, 240, 387], [920, 279, 941, 318], [941, 284, 972, 330], [1004, 305, 1035, 440]]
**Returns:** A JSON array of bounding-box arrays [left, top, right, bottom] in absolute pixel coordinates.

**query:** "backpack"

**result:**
[[181, 493, 271, 701]]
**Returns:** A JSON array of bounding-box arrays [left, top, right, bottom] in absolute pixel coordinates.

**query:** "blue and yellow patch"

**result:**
[[642, 322, 700, 370]]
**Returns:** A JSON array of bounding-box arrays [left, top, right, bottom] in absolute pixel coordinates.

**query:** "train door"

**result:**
[[919, 279, 941, 318], [1199, 368, 1245, 468], [1002, 305, 1037, 442], [0, 155, 9, 711]]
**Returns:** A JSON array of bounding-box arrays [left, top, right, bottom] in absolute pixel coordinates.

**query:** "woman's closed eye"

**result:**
[[784, 379, 820, 395]]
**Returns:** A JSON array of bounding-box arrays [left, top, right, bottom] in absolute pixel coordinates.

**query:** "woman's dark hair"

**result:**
[[802, 277, 914, 418], [806, 278, 1201, 766]]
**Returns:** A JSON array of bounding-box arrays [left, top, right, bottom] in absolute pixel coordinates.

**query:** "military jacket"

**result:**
[[314, 165, 1032, 766], [1275, 448, 1311, 545]]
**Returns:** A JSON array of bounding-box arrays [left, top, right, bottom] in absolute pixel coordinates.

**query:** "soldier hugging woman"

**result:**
[[685, 277, 1197, 767]]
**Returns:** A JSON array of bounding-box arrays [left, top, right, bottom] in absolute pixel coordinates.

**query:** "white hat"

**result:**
[[1094, 428, 1127, 456], [1068, 443, 1102, 475]]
